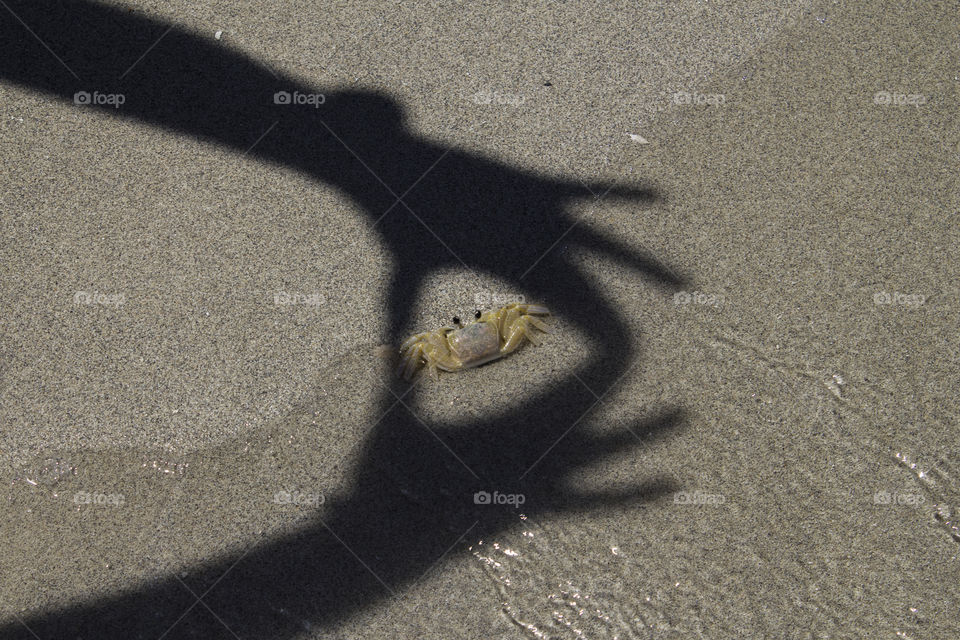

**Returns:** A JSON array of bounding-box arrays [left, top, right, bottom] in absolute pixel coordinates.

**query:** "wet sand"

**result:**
[[2, 0, 958, 638]]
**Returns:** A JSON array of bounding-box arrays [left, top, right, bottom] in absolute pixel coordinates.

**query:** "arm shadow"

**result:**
[[1, 1, 692, 637]]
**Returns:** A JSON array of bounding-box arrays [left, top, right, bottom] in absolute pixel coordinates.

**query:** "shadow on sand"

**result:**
[[1, 2, 689, 636]]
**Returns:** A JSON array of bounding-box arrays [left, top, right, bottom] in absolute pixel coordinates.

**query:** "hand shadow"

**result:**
[[0, 1, 691, 637]]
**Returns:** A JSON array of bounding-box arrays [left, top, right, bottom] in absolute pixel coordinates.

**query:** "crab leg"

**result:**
[[519, 304, 550, 315], [400, 332, 431, 353], [526, 316, 551, 332], [501, 315, 550, 353], [397, 342, 425, 380]]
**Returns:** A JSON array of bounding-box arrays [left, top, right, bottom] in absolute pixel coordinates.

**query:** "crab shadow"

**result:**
[[0, 1, 690, 637]]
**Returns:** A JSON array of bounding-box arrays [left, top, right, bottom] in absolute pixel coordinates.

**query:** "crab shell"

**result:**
[[445, 321, 502, 369]]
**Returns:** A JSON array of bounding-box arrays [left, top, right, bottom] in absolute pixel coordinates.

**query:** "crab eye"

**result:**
[[452, 316, 460, 325], [474, 310, 482, 319]]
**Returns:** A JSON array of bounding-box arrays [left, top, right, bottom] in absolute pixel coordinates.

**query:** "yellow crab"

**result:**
[[397, 303, 551, 381]]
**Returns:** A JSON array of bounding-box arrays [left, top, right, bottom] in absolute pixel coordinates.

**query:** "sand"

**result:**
[[1, 0, 958, 638]]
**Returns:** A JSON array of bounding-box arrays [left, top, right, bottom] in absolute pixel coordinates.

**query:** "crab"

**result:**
[[397, 303, 551, 381]]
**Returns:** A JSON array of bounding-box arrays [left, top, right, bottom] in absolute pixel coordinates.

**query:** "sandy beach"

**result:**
[[2, 0, 958, 637]]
